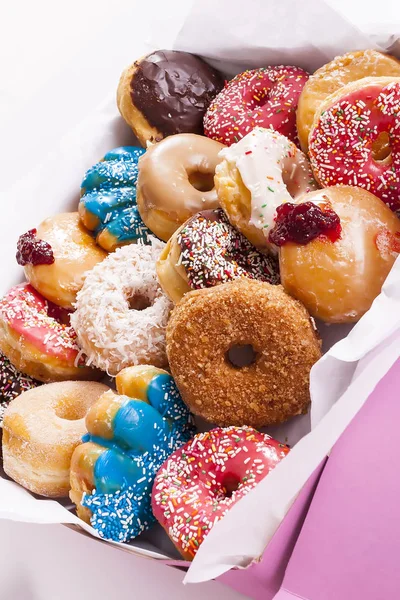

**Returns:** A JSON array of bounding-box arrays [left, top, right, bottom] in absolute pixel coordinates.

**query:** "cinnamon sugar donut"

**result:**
[[166, 279, 321, 428]]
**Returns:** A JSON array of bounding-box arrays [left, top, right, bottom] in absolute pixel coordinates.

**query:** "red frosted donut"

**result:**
[[309, 77, 400, 212], [152, 426, 289, 560], [0, 284, 100, 382], [204, 66, 309, 146]]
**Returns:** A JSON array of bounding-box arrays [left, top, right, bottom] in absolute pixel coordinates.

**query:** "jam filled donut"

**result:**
[[297, 50, 400, 153], [0, 284, 100, 382], [136, 133, 224, 241], [309, 77, 400, 212], [167, 278, 321, 428], [79, 146, 150, 251], [215, 127, 318, 252], [0, 352, 40, 426], [71, 239, 172, 375], [70, 366, 194, 542], [17, 213, 106, 309], [152, 426, 289, 560], [157, 209, 279, 304], [117, 50, 223, 146], [2, 381, 110, 497], [277, 186, 400, 323], [204, 66, 309, 147]]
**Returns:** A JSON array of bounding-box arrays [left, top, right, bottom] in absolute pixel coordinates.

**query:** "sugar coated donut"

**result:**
[[204, 66, 309, 147], [0, 284, 100, 382], [215, 127, 318, 252], [309, 77, 400, 212], [152, 426, 289, 559], [71, 239, 172, 375], [2, 380, 110, 497], [79, 146, 150, 252], [18, 213, 106, 309], [70, 366, 194, 542], [0, 352, 40, 426], [136, 133, 224, 241], [157, 209, 280, 304], [278, 186, 400, 323], [117, 50, 223, 146], [297, 50, 400, 153], [167, 279, 321, 428]]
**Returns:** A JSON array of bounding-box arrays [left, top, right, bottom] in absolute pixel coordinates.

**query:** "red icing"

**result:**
[[152, 426, 289, 558], [0, 283, 80, 364], [269, 201, 342, 246], [16, 229, 55, 266], [375, 229, 400, 256], [309, 82, 400, 211], [204, 66, 309, 146]]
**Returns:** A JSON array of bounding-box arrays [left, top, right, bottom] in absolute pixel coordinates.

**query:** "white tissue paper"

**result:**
[[1, 0, 400, 583]]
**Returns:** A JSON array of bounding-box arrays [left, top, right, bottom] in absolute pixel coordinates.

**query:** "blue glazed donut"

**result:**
[[79, 146, 150, 251], [69, 365, 195, 542]]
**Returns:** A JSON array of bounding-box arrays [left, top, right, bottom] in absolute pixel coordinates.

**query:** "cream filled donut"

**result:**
[[2, 380, 110, 497], [71, 239, 172, 375], [136, 134, 224, 241], [215, 127, 318, 252]]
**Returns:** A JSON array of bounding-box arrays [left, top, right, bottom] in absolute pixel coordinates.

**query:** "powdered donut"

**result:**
[[71, 239, 172, 375]]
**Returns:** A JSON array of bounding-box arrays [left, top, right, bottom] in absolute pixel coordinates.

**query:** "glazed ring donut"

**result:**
[[0, 351, 40, 426], [308, 77, 400, 212], [215, 127, 317, 252], [71, 239, 172, 375], [166, 278, 321, 428], [152, 426, 289, 559], [2, 380, 110, 497], [157, 209, 279, 304], [117, 49, 223, 146], [17, 213, 106, 309], [204, 65, 309, 146], [136, 134, 224, 241], [0, 284, 100, 382], [297, 50, 400, 153]]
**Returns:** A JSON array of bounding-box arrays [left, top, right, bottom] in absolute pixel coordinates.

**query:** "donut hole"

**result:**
[[372, 131, 391, 163], [226, 344, 257, 368], [46, 302, 71, 326], [54, 397, 88, 421], [221, 473, 241, 498], [127, 294, 151, 311], [188, 170, 215, 192]]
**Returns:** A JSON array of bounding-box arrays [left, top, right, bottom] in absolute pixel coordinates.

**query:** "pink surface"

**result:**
[[274, 358, 400, 600]]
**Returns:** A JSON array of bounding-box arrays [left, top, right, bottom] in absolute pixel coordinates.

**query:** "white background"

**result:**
[[0, 1, 398, 598]]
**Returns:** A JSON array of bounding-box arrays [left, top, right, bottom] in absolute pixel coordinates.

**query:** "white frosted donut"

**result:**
[[70, 238, 172, 375]]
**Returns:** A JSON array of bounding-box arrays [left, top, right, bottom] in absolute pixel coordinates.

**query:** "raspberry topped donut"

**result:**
[[204, 66, 309, 146], [309, 77, 400, 212], [152, 426, 289, 559]]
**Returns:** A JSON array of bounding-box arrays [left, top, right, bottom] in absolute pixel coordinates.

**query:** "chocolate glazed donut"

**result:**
[[117, 50, 224, 146]]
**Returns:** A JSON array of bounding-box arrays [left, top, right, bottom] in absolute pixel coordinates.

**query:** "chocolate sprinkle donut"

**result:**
[[0, 352, 40, 425]]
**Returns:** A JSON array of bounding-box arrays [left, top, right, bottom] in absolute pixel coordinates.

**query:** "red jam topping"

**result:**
[[269, 201, 342, 246], [16, 229, 55, 266]]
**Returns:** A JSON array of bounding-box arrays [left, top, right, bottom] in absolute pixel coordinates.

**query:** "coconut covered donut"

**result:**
[[71, 239, 172, 375]]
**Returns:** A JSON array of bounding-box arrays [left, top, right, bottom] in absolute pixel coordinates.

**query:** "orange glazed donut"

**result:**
[[2, 380, 110, 497], [136, 134, 224, 241], [17, 213, 106, 309]]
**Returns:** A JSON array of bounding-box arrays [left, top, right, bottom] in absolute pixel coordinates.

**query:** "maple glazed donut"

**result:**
[[215, 127, 318, 252], [297, 49, 400, 153], [117, 49, 223, 146], [2, 381, 109, 497], [166, 279, 321, 428], [152, 426, 289, 560], [136, 133, 224, 241], [309, 77, 400, 212], [0, 284, 100, 382], [17, 213, 106, 309]]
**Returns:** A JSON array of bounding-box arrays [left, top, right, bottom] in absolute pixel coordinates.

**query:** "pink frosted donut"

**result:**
[[309, 77, 400, 212], [152, 426, 289, 560], [0, 283, 99, 382], [204, 66, 309, 146]]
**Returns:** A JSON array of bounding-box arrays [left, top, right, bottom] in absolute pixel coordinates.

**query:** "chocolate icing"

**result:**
[[131, 50, 223, 137]]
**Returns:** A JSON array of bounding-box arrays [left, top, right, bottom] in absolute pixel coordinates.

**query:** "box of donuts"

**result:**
[[1, 0, 400, 598]]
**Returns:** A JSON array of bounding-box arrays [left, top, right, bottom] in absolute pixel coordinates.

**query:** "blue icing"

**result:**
[[79, 146, 149, 248], [81, 372, 195, 543]]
